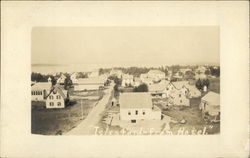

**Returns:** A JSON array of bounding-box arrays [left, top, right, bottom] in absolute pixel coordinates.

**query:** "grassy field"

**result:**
[[161, 98, 220, 135], [31, 90, 101, 135]]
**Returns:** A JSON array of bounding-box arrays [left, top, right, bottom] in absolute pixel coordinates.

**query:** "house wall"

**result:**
[[171, 93, 190, 106], [120, 108, 161, 121], [46, 92, 65, 109], [122, 79, 134, 87], [31, 90, 44, 101], [74, 84, 102, 91]]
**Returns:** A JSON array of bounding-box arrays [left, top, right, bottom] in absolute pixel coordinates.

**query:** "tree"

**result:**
[[133, 83, 148, 92], [203, 79, 210, 88], [195, 79, 203, 90], [64, 75, 73, 90]]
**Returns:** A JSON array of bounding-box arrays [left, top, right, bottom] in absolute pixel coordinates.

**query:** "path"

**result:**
[[65, 84, 114, 135]]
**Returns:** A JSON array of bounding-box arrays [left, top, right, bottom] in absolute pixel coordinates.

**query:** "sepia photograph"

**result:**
[[31, 27, 220, 136], [1, 1, 249, 158]]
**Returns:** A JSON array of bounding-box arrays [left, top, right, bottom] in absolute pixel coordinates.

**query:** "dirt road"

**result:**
[[65, 85, 113, 135]]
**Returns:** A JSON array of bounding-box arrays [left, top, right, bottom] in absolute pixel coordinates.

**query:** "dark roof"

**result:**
[[45, 85, 67, 99]]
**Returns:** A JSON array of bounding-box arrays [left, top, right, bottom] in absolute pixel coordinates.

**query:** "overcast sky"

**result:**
[[32, 26, 219, 68]]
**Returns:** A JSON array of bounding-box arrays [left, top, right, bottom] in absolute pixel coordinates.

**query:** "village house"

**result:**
[[45, 86, 68, 109], [121, 74, 134, 87], [57, 74, 66, 84], [167, 90, 190, 106], [70, 72, 79, 84], [172, 72, 183, 81], [31, 78, 52, 101], [148, 80, 170, 98], [74, 77, 106, 91], [199, 91, 220, 122], [119, 93, 161, 123], [167, 81, 201, 98], [148, 84, 166, 97], [147, 69, 165, 81]]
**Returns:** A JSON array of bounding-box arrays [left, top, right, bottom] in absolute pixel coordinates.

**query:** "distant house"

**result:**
[[121, 74, 134, 87], [148, 84, 166, 96], [57, 74, 66, 84], [199, 91, 220, 121], [45, 86, 68, 109], [119, 93, 161, 123], [74, 77, 106, 91], [109, 69, 123, 78], [140, 74, 154, 85], [172, 72, 183, 81], [31, 79, 52, 101], [147, 69, 165, 81], [70, 72, 79, 84], [167, 81, 201, 98], [148, 80, 170, 98]]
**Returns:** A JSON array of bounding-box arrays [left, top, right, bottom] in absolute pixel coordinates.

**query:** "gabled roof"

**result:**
[[120, 92, 153, 109], [45, 86, 67, 99], [201, 91, 220, 105], [170, 81, 189, 90], [31, 82, 52, 91]]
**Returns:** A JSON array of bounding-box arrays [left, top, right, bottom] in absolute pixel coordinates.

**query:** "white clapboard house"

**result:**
[[119, 93, 161, 123]]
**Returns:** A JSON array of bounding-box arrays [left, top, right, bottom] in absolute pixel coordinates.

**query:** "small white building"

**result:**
[[70, 72, 79, 84], [45, 86, 68, 109], [121, 74, 134, 87], [57, 74, 66, 84], [74, 77, 106, 91], [147, 69, 165, 81], [199, 91, 220, 121], [119, 93, 161, 123]]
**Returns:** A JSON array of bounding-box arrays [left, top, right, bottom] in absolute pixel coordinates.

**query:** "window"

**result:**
[[31, 91, 33, 95], [179, 94, 181, 97], [128, 112, 131, 115], [50, 102, 54, 106], [180, 100, 182, 103], [57, 95, 61, 99], [49, 96, 53, 99], [57, 102, 61, 106], [135, 110, 138, 115], [142, 111, 145, 115]]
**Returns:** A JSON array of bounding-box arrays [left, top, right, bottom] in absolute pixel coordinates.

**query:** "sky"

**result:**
[[32, 26, 219, 70]]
